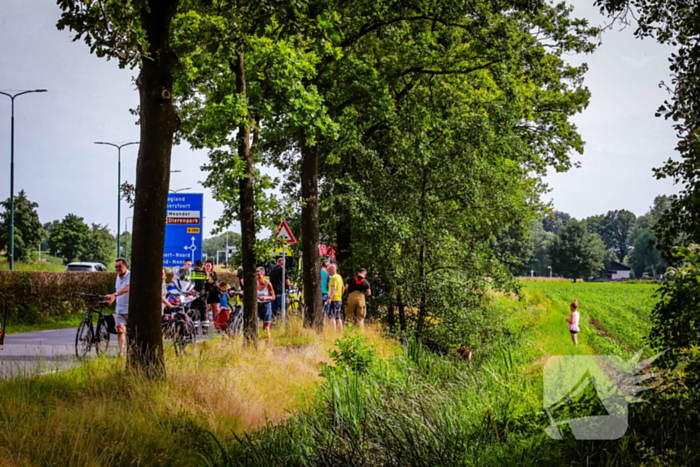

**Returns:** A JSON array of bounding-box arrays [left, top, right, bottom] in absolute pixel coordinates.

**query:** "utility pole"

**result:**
[[95, 141, 139, 258], [1, 89, 47, 270]]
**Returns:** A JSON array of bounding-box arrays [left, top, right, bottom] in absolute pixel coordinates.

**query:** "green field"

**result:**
[[522, 281, 659, 357]]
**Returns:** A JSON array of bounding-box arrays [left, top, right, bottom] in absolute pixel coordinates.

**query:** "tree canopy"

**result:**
[[0, 191, 44, 263]]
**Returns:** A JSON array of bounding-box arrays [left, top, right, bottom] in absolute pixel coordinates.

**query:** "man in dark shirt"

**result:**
[[343, 268, 371, 327], [268, 257, 290, 319]]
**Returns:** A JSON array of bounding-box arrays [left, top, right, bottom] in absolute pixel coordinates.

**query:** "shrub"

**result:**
[[327, 328, 378, 374], [0, 271, 116, 323]]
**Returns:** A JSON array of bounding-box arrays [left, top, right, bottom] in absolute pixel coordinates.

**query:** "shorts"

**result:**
[[257, 301, 272, 324], [570, 330, 578, 334], [115, 314, 128, 329], [322, 294, 329, 313], [327, 301, 342, 320], [207, 289, 220, 305]]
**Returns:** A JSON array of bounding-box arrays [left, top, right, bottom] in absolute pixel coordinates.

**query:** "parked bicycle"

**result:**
[[172, 306, 197, 357], [225, 293, 244, 339], [74, 293, 111, 357]]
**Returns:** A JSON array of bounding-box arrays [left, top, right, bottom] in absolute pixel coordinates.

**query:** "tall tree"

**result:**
[[47, 214, 91, 263], [542, 211, 573, 235], [548, 220, 606, 282], [81, 223, 117, 266], [58, 0, 183, 374], [0, 190, 44, 263], [173, 1, 335, 336]]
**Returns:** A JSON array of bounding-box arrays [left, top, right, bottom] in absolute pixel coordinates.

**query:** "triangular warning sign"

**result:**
[[275, 219, 297, 245]]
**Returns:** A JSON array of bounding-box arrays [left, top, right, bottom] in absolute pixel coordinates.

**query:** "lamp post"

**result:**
[[533, 258, 541, 277], [125, 216, 134, 263], [0, 89, 47, 270], [547, 265, 552, 278], [95, 141, 139, 258]]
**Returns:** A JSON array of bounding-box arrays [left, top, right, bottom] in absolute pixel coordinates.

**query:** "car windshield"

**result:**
[[66, 266, 93, 271]]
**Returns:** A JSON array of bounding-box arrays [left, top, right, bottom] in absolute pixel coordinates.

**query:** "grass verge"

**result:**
[[0, 318, 395, 467]]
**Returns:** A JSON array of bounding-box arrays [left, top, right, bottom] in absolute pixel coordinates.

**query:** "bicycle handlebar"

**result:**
[[74, 292, 108, 301]]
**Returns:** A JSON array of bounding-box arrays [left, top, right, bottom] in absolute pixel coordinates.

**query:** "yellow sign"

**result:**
[[187, 227, 200, 234]]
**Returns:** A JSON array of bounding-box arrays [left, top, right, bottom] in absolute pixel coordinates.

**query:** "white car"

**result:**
[[65, 262, 108, 272]]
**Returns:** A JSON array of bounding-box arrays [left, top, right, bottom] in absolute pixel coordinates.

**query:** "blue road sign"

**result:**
[[164, 193, 203, 267]]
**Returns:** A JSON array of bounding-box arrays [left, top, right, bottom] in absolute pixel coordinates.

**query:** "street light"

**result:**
[[547, 265, 552, 278], [125, 216, 134, 263], [169, 187, 190, 193], [0, 89, 47, 270], [95, 141, 139, 258]]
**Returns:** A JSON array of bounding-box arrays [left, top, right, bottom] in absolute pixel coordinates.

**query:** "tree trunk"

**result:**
[[397, 287, 407, 332], [417, 242, 427, 336], [127, 0, 180, 376], [386, 284, 395, 332], [233, 50, 258, 346], [301, 139, 323, 329]]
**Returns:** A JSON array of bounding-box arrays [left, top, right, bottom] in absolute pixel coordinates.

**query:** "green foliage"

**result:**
[[649, 244, 700, 370], [327, 328, 378, 374], [47, 214, 92, 264], [82, 223, 116, 266], [542, 210, 572, 235], [585, 209, 637, 261], [548, 220, 606, 281], [0, 190, 45, 262]]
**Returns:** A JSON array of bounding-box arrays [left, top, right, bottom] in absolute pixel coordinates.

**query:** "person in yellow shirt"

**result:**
[[325, 264, 344, 332]]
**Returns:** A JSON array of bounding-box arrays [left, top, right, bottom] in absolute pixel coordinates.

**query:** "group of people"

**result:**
[[103, 255, 374, 356], [321, 260, 372, 331]]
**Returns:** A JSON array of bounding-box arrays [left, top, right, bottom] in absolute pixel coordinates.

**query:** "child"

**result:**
[[566, 300, 580, 346]]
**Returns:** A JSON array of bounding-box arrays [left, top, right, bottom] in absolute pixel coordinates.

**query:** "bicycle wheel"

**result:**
[[75, 319, 92, 357], [173, 321, 197, 357], [226, 313, 243, 339], [94, 319, 110, 355]]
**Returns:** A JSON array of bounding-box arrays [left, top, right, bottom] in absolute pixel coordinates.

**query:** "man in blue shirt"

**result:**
[[320, 260, 330, 314]]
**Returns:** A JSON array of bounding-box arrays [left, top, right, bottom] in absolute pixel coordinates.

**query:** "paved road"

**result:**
[[0, 327, 85, 378], [0, 325, 220, 378]]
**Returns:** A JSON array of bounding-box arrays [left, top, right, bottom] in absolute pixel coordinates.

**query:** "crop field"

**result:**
[[522, 281, 659, 355]]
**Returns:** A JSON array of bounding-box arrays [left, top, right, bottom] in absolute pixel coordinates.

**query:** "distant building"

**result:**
[[606, 261, 631, 280]]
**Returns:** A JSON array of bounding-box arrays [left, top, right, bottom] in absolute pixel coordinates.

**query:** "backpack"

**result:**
[[215, 307, 232, 331]]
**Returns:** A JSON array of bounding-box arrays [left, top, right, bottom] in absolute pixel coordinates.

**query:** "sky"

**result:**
[[0, 0, 681, 241]]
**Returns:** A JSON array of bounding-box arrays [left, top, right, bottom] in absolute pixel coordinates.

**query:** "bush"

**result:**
[[326, 328, 378, 374], [0, 271, 116, 323]]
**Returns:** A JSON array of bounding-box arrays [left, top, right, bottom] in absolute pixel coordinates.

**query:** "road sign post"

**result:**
[[164, 194, 203, 268], [274, 219, 297, 326]]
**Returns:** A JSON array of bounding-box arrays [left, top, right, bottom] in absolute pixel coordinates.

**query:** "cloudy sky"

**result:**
[[0, 0, 680, 240]]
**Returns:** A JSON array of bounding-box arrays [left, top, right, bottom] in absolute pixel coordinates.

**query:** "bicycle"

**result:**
[[172, 306, 197, 357], [225, 293, 244, 339], [74, 293, 111, 357]]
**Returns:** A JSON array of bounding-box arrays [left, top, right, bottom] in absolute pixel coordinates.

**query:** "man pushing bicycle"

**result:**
[[105, 257, 130, 356]]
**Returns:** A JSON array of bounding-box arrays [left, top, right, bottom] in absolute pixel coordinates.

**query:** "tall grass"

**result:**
[[0, 318, 394, 467]]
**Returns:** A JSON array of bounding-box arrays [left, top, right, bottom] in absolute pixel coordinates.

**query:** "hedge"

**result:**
[[0, 270, 241, 324]]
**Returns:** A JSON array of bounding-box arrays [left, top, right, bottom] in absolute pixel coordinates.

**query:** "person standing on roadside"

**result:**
[[105, 257, 130, 356], [269, 257, 290, 321], [161, 267, 175, 313], [174, 258, 192, 281], [204, 259, 219, 324], [325, 264, 344, 332], [321, 260, 330, 315], [256, 266, 275, 337], [344, 268, 371, 327]]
